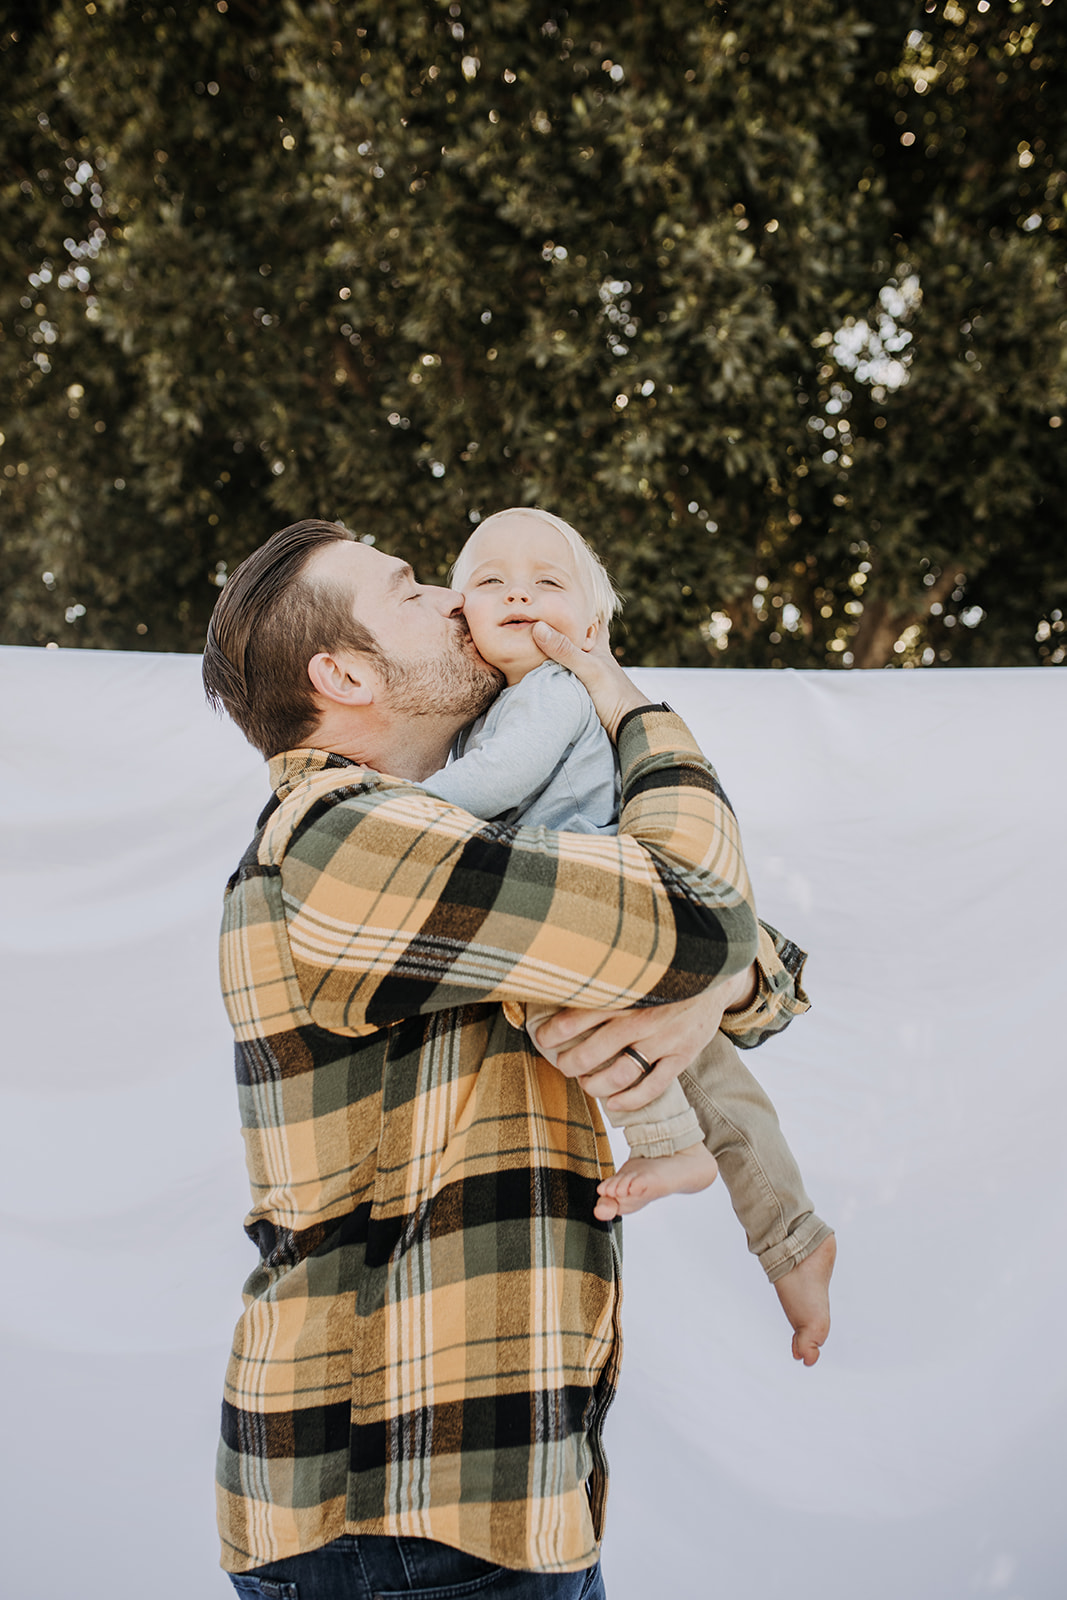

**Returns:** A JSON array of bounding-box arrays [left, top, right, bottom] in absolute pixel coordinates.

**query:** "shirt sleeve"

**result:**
[[719, 921, 811, 1048], [420, 670, 588, 820], [270, 708, 769, 1035]]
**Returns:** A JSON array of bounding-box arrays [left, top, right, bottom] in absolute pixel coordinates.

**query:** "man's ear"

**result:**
[[580, 619, 601, 653], [307, 650, 376, 707]]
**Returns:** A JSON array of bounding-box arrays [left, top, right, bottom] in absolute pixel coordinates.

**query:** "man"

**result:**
[[203, 518, 810, 1598]]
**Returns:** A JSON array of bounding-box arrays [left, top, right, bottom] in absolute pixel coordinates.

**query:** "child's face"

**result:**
[[457, 516, 599, 686]]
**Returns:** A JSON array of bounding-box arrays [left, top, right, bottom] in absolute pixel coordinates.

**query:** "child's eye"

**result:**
[[477, 576, 502, 586], [538, 577, 562, 588]]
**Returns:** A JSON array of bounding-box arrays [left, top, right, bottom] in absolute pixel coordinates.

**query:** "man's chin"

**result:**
[[477, 659, 506, 699], [457, 626, 505, 686]]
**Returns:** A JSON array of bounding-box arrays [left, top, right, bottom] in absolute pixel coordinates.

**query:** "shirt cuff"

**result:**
[[719, 924, 810, 1043], [615, 702, 675, 741]]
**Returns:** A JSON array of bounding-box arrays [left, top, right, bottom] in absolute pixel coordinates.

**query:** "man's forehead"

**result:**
[[306, 538, 406, 587]]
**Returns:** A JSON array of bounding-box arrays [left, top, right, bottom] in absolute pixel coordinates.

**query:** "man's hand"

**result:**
[[531, 964, 758, 1116], [530, 619, 651, 741]]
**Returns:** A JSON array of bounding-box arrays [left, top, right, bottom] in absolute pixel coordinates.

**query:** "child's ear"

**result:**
[[580, 619, 600, 652]]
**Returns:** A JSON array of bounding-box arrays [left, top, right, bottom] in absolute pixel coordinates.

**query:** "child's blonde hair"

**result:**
[[450, 507, 622, 626]]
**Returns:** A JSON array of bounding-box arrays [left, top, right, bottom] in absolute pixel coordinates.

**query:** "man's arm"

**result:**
[[717, 922, 810, 1047], [518, 622, 809, 1105], [263, 704, 761, 1035], [528, 943, 806, 1115]]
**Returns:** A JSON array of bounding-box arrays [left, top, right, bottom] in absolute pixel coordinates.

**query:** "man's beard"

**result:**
[[380, 617, 504, 723]]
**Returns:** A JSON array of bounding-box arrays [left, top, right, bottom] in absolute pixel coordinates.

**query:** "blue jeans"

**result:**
[[227, 1535, 606, 1599]]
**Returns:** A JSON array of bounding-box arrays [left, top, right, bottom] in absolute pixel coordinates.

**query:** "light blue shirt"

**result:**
[[422, 661, 620, 833]]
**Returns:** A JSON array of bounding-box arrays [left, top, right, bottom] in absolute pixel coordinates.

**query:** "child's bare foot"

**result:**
[[594, 1143, 719, 1221], [774, 1233, 836, 1366]]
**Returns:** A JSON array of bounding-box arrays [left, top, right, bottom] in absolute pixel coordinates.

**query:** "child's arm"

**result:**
[[421, 667, 589, 821]]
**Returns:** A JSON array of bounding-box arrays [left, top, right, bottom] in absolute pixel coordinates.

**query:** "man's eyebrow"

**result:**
[[387, 563, 417, 593]]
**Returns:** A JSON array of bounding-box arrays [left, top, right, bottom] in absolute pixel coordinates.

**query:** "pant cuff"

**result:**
[[624, 1108, 706, 1160], [758, 1216, 835, 1284]]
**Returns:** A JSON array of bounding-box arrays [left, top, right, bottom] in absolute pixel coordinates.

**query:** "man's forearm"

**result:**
[[270, 709, 761, 1035], [721, 961, 759, 1015]]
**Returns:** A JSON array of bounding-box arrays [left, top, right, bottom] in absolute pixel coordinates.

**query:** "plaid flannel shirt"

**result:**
[[216, 707, 808, 1575]]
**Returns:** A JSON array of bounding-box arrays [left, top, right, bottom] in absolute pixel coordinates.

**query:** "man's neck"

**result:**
[[310, 705, 459, 781]]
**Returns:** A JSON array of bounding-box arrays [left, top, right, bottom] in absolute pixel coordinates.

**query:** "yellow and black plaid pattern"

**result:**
[[216, 708, 807, 1574]]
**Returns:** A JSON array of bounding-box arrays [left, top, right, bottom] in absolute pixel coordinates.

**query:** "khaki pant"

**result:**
[[528, 1017, 832, 1284]]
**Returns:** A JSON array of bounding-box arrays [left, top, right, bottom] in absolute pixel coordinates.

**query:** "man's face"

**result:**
[[308, 539, 502, 721]]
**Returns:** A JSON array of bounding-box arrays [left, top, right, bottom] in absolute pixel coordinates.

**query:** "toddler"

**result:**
[[422, 508, 835, 1362]]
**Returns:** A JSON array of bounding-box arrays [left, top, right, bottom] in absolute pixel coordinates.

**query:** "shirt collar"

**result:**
[[267, 747, 358, 799]]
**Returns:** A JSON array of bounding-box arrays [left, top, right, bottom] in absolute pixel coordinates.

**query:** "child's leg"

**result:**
[[681, 1031, 835, 1363], [526, 1007, 718, 1220], [773, 1233, 836, 1366], [594, 1081, 719, 1221]]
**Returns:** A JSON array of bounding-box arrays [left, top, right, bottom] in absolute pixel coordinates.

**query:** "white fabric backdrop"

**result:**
[[2, 644, 1064, 1599]]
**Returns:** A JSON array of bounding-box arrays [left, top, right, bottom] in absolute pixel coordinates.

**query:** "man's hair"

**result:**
[[450, 507, 623, 626], [202, 518, 384, 757]]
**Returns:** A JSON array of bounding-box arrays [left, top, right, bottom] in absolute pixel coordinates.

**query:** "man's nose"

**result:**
[[426, 585, 464, 616]]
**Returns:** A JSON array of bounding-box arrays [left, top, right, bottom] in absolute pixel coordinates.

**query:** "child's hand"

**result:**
[[530, 619, 650, 740], [532, 967, 757, 1116]]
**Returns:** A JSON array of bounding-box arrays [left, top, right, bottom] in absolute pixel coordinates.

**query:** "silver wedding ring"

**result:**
[[620, 1045, 654, 1077]]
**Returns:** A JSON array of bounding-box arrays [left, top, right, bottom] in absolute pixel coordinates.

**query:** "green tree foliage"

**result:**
[[1, 0, 1064, 666]]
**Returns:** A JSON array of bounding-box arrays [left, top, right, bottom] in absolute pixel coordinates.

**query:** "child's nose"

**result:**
[[506, 580, 530, 601]]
